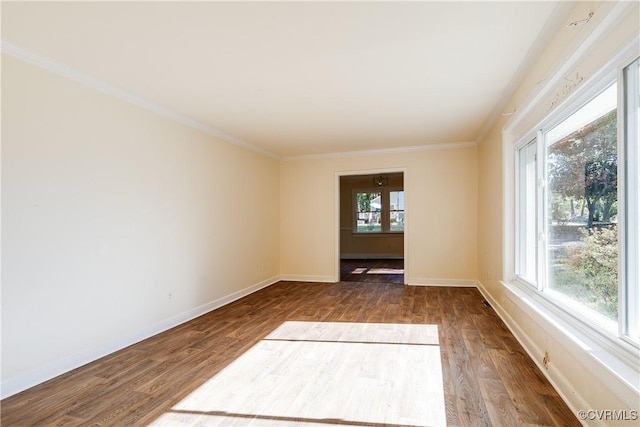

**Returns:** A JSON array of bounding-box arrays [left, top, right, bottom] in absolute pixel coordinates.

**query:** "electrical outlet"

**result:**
[[543, 350, 550, 369]]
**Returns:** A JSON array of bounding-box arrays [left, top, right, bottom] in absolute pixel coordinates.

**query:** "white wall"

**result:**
[[280, 146, 478, 285], [1, 54, 281, 397]]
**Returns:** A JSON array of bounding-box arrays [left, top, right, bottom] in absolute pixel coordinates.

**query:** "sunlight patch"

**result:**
[[151, 322, 445, 426]]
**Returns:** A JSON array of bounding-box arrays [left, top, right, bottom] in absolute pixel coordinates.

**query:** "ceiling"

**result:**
[[2, 1, 564, 158]]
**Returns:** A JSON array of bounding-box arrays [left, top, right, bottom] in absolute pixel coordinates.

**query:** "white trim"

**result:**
[[283, 141, 477, 162], [278, 275, 336, 283], [621, 58, 640, 344], [0, 275, 281, 399], [0, 40, 280, 160], [408, 278, 478, 288], [504, 1, 636, 134], [335, 173, 342, 283], [475, 281, 596, 426]]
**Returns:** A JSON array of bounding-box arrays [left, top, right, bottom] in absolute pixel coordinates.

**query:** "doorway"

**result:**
[[337, 172, 405, 284]]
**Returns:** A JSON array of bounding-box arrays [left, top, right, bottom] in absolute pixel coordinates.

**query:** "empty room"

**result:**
[[2, 1, 639, 426]]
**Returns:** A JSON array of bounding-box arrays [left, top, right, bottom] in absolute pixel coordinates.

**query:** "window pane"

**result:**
[[546, 83, 618, 320], [517, 141, 537, 283], [356, 192, 381, 232], [390, 191, 404, 232]]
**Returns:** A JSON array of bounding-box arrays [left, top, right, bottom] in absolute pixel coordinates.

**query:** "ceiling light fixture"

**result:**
[[373, 175, 389, 187], [567, 12, 593, 28]]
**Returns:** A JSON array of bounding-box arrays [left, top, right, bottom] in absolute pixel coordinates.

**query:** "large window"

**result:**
[[515, 57, 639, 346], [546, 83, 618, 321], [354, 189, 404, 233]]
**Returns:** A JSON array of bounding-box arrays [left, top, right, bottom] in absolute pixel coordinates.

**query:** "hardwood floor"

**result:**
[[1, 281, 580, 426], [340, 259, 404, 284]]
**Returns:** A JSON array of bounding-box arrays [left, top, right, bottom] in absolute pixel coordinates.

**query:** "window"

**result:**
[[354, 189, 404, 233], [389, 191, 405, 232], [355, 191, 382, 232], [515, 57, 639, 347], [546, 83, 618, 322]]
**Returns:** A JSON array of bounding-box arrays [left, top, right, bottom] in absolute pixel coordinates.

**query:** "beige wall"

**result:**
[[1, 55, 280, 396], [280, 146, 478, 285], [339, 173, 404, 259], [477, 1, 639, 423]]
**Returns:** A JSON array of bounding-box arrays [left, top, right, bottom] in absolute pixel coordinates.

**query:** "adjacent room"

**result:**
[[339, 172, 405, 284], [2, 1, 639, 426]]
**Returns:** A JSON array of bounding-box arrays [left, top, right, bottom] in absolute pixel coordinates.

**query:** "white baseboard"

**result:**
[[278, 274, 336, 283], [407, 278, 478, 287], [0, 276, 281, 399], [475, 281, 594, 426]]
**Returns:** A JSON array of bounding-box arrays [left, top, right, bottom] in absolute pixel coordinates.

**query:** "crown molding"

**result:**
[[1, 40, 478, 163], [282, 141, 477, 162], [1, 40, 280, 160]]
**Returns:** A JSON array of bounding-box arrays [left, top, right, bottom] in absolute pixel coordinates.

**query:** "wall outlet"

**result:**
[[543, 350, 550, 369]]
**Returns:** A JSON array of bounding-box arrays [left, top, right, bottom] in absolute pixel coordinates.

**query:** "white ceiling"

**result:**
[[2, 1, 564, 158]]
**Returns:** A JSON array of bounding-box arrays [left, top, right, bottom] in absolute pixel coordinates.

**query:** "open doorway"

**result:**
[[338, 172, 405, 284]]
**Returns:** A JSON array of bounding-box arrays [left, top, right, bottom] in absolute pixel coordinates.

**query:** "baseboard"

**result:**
[[278, 274, 336, 283], [407, 278, 478, 287], [475, 281, 594, 426], [0, 275, 281, 399]]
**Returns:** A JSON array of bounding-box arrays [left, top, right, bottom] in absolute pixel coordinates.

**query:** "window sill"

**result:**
[[502, 280, 639, 407]]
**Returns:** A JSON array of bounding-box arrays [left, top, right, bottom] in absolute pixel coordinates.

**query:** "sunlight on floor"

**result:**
[[150, 321, 445, 427]]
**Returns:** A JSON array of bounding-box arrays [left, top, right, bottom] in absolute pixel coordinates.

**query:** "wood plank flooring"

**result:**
[[1, 281, 580, 426], [340, 259, 404, 284]]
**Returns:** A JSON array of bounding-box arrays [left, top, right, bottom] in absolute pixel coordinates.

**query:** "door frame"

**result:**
[[334, 168, 408, 283]]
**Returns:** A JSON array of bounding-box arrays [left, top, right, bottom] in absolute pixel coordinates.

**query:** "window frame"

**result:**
[[514, 135, 540, 288], [511, 51, 640, 367], [352, 187, 404, 235], [621, 57, 640, 346], [542, 79, 619, 335]]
